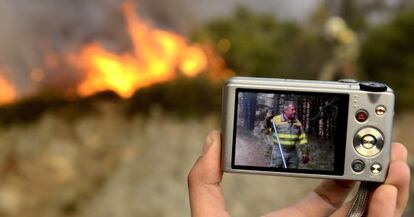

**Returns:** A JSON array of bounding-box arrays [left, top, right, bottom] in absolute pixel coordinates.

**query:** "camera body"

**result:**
[[221, 77, 394, 182]]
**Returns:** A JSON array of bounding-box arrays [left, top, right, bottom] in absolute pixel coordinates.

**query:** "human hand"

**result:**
[[301, 154, 310, 164], [188, 130, 410, 217]]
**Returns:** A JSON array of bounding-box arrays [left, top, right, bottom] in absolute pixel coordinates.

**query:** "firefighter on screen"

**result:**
[[264, 101, 310, 169]]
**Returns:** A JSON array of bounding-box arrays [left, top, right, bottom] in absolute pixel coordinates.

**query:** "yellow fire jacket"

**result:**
[[270, 114, 308, 146]]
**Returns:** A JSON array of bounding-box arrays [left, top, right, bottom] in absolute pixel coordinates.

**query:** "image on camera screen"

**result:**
[[232, 89, 349, 175]]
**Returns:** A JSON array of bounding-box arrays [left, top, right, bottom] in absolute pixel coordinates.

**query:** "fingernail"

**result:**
[[202, 134, 214, 154]]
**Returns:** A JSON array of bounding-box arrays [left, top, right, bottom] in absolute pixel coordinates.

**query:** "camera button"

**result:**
[[352, 160, 365, 173], [361, 135, 376, 149], [370, 163, 382, 175], [353, 127, 384, 157], [355, 110, 369, 122], [375, 105, 386, 116], [359, 81, 388, 92], [338, 79, 358, 83]]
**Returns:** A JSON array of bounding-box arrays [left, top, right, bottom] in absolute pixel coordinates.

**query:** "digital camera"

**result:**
[[221, 77, 394, 182]]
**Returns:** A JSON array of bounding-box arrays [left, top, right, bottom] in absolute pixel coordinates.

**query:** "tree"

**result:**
[[193, 7, 332, 79], [359, 7, 414, 109], [237, 92, 257, 130]]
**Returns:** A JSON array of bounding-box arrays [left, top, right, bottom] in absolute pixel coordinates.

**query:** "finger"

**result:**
[[391, 142, 407, 162], [384, 160, 410, 217], [188, 130, 230, 217], [312, 180, 355, 208], [329, 201, 352, 217], [264, 180, 355, 217], [367, 184, 398, 217], [367, 143, 409, 217]]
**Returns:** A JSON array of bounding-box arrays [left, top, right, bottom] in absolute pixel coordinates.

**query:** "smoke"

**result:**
[[0, 0, 125, 94]]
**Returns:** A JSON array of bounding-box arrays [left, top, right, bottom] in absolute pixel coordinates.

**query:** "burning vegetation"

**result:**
[[0, 69, 16, 105], [74, 1, 209, 98], [0, 0, 233, 127]]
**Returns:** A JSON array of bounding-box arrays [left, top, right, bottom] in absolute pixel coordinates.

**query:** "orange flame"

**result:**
[[76, 1, 208, 98], [0, 69, 17, 105]]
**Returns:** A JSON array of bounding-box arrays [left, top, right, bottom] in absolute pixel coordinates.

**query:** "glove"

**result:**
[[301, 155, 310, 164]]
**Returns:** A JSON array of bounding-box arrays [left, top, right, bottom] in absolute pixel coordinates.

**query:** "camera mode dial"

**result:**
[[353, 127, 384, 157], [359, 81, 387, 92]]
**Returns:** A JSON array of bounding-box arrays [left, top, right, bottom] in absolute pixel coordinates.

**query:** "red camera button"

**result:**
[[356, 110, 369, 122]]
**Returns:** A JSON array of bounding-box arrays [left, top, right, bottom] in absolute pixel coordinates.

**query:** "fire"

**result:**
[[76, 0, 208, 98], [0, 69, 17, 105]]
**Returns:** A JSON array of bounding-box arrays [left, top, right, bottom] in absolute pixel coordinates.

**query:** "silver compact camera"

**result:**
[[221, 77, 394, 182]]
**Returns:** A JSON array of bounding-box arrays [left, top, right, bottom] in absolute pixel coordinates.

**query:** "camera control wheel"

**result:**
[[353, 127, 384, 157], [359, 81, 388, 92]]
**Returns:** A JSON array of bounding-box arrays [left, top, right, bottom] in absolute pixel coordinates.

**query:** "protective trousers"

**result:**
[[270, 145, 298, 169]]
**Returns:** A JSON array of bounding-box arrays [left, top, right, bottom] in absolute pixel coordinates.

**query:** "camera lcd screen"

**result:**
[[232, 89, 349, 175]]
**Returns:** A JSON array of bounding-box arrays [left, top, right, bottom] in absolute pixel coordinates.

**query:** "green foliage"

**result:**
[[359, 8, 414, 109], [338, 0, 367, 31], [193, 7, 332, 79]]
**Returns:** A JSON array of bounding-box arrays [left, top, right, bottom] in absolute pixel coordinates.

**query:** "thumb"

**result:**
[[188, 130, 230, 217]]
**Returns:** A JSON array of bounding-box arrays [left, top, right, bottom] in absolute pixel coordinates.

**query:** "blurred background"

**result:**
[[0, 0, 413, 216]]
